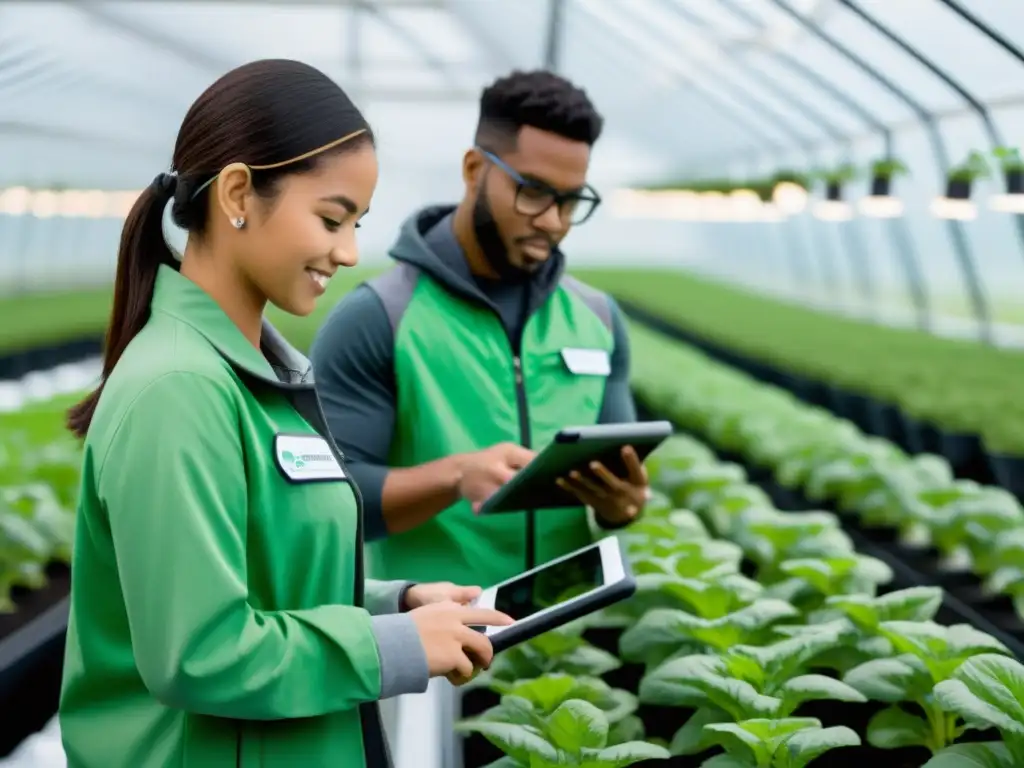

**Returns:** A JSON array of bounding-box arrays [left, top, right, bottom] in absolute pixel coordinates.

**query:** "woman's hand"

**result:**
[[408, 601, 513, 684], [402, 581, 482, 610]]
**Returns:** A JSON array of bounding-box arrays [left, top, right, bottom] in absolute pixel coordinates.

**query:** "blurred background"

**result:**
[[5, 1, 1024, 766]]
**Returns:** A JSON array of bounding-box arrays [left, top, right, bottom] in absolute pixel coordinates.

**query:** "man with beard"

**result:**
[[310, 70, 648, 589]]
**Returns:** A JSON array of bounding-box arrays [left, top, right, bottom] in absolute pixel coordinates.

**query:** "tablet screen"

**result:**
[[494, 544, 604, 622]]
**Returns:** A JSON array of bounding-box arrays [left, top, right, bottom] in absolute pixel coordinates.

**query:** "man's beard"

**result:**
[[472, 192, 532, 283]]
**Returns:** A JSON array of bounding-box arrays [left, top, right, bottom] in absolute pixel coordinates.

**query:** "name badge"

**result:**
[[560, 347, 611, 377], [274, 434, 347, 483]]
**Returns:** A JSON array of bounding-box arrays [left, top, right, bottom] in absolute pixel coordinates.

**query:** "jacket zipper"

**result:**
[[512, 354, 536, 571]]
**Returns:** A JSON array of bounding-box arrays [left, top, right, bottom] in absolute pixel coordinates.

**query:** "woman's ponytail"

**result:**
[[66, 174, 178, 439]]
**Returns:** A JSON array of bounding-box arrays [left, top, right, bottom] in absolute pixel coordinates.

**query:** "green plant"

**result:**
[[948, 150, 991, 182], [993, 146, 1024, 172], [700, 718, 860, 767], [456, 698, 670, 767], [870, 157, 910, 179], [925, 653, 1024, 766]]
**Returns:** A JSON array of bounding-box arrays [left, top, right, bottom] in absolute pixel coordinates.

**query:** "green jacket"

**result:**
[[311, 206, 632, 589], [59, 265, 428, 767]]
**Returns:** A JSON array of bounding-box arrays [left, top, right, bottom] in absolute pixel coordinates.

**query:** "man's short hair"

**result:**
[[475, 70, 604, 151]]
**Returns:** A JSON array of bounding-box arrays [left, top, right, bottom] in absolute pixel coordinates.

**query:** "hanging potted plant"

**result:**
[[811, 163, 859, 221], [990, 146, 1024, 213], [932, 150, 989, 219]]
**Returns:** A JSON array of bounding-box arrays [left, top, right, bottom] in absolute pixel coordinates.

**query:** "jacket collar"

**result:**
[[151, 264, 314, 388]]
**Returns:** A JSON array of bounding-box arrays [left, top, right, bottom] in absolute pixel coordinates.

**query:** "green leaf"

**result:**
[[826, 586, 942, 628], [507, 674, 579, 713], [547, 699, 609, 752], [669, 706, 730, 756], [453, 721, 560, 765], [921, 742, 1017, 768], [607, 714, 645, 746], [933, 653, 1024, 736], [775, 725, 861, 768], [588, 740, 671, 768], [777, 674, 866, 715], [842, 655, 932, 702], [865, 705, 933, 749]]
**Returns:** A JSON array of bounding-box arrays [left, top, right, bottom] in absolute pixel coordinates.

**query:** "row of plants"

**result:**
[[576, 268, 1024, 463], [454, 416, 1024, 766], [633, 147, 1022, 201], [0, 393, 80, 617], [629, 319, 1024, 626]]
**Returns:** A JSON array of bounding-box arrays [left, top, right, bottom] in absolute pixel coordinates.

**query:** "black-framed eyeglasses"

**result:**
[[478, 148, 601, 226]]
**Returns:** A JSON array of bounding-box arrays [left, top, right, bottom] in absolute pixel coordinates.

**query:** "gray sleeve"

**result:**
[[364, 579, 414, 615], [309, 285, 396, 542], [370, 614, 430, 699], [598, 296, 637, 425]]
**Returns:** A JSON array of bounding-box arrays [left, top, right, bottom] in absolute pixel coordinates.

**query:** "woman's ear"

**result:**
[[214, 162, 253, 228]]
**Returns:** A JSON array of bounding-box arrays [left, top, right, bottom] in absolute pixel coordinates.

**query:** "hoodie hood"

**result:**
[[387, 204, 566, 318]]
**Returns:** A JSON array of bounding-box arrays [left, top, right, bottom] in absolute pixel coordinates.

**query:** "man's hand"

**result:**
[[556, 445, 649, 526], [403, 582, 481, 610], [458, 442, 536, 513]]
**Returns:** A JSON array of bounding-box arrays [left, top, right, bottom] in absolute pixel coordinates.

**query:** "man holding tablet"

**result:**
[[310, 70, 649, 589]]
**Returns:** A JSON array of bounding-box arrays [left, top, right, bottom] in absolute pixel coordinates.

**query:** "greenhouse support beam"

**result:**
[[838, 0, 1024, 269], [935, 0, 1024, 66], [649, 0, 878, 312], [543, 0, 566, 70], [713, 0, 930, 329], [766, 0, 992, 344], [573, 1, 812, 293]]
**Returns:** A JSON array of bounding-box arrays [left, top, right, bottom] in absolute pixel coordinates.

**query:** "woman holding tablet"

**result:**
[[58, 59, 511, 768]]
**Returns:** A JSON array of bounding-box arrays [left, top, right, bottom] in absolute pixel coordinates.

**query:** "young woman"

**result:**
[[58, 59, 512, 768]]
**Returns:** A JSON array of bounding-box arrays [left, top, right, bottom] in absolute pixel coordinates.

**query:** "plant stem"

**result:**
[[924, 702, 948, 753]]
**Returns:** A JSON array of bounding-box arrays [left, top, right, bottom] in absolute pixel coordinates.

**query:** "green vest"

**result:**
[[364, 263, 615, 588]]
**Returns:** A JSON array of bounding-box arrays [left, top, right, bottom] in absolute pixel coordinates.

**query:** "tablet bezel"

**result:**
[[476, 420, 672, 516], [473, 536, 626, 637]]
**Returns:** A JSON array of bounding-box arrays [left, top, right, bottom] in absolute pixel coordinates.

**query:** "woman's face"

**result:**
[[242, 145, 379, 317]]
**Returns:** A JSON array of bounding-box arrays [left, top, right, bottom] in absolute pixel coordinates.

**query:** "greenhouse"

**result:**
[[5, 0, 1024, 766]]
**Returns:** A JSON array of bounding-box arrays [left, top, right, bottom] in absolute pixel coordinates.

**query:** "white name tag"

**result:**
[[560, 347, 611, 377], [274, 434, 347, 482]]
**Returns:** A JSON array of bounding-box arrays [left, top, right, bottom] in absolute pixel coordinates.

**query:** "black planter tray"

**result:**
[[0, 563, 70, 757], [0, 337, 102, 381]]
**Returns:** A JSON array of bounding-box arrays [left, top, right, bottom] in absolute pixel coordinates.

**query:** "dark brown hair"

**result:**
[[67, 59, 373, 438]]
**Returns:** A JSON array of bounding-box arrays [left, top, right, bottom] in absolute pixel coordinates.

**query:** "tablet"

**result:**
[[471, 536, 636, 653], [477, 421, 673, 515]]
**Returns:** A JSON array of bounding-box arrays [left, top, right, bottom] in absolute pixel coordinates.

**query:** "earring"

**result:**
[[233, 217, 245, 229]]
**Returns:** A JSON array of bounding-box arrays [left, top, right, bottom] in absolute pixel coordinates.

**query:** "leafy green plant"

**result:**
[[619, 599, 799, 665], [700, 717, 860, 767], [842, 622, 1011, 754], [640, 629, 865, 756], [870, 157, 910, 179], [467, 626, 622, 691], [993, 146, 1024, 172], [948, 150, 990, 182], [476, 674, 644, 746], [456, 699, 670, 767], [925, 653, 1024, 767]]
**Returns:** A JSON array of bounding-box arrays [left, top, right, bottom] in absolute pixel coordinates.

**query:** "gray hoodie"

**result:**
[[309, 204, 635, 541]]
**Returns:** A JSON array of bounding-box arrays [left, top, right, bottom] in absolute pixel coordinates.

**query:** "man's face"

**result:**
[[470, 125, 593, 278]]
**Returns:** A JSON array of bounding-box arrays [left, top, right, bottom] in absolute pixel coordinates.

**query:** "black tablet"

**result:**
[[476, 421, 673, 515], [471, 536, 636, 653]]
